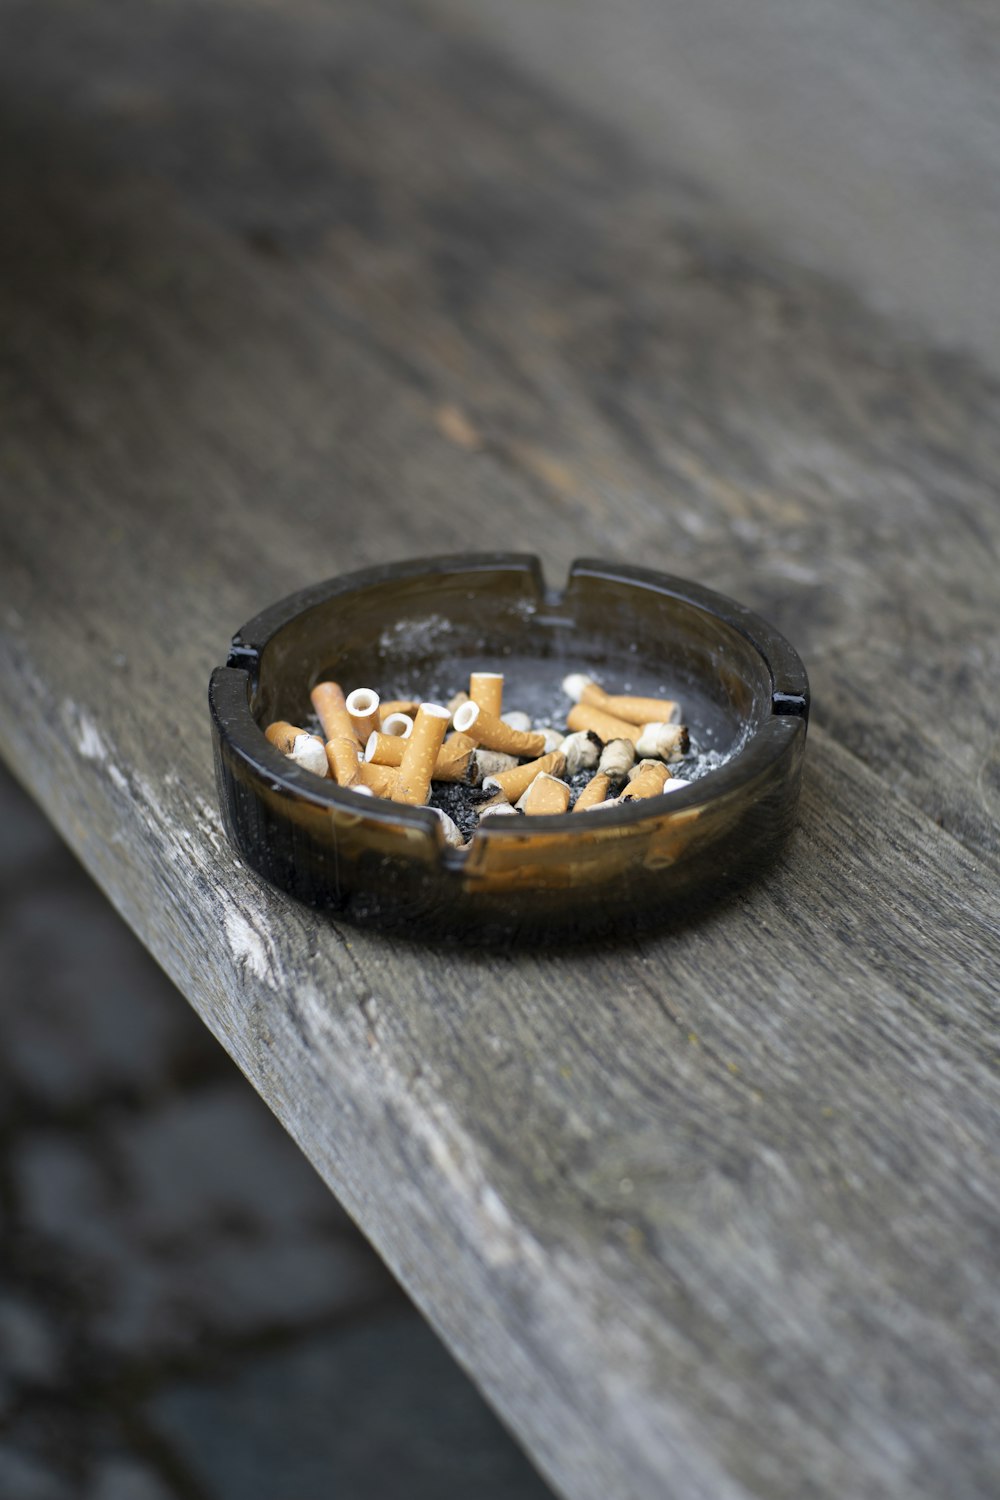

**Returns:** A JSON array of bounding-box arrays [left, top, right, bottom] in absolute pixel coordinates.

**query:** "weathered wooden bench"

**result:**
[[1, 2, 998, 1496]]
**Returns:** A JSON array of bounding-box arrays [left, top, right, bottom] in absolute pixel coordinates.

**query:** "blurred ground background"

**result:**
[[0, 766, 552, 1500]]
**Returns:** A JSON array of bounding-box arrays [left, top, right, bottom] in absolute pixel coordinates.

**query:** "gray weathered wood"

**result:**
[[1, 2, 998, 1497]]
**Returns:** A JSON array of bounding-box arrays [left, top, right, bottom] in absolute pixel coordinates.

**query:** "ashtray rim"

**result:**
[[210, 552, 809, 857]]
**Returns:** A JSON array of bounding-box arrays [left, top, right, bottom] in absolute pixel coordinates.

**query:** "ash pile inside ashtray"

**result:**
[[264, 668, 731, 848]]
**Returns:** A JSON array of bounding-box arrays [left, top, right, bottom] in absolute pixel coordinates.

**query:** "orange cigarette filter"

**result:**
[[566, 703, 642, 745], [573, 771, 612, 810], [310, 682, 356, 744], [587, 687, 679, 724], [379, 699, 419, 719], [365, 731, 407, 767], [392, 703, 451, 805], [481, 749, 566, 803], [469, 671, 504, 717], [357, 760, 398, 797], [518, 773, 571, 816], [619, 760, 672, 800], [367, 729, 474, 783], [380, 712, 413, 739], [432, 732, 477, 784], [325, 735, 362, 787], [265, 721, 307, 755], [265, 721, 329, 776], [453, 700, 545, 758], [345, 688, 381, 743]]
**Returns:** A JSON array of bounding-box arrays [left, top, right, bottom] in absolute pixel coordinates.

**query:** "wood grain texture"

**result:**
[[0, 2, 998, 1497]]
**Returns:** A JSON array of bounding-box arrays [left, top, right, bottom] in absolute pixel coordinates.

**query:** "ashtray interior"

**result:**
[[210, 554, 808, 941]]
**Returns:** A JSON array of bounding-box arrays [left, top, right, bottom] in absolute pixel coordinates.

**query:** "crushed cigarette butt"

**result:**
[[635, 722, 690, 761], [620, 760, 671, 800], [573, 771, 612, 810], [598, 737, 636, 780], [265, 722, 329, 777], [516, 772, 572, 815], [561, 730, 602, 775]]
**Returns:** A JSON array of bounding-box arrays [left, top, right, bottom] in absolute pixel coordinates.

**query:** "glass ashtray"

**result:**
[[209, 554, 808, 942]]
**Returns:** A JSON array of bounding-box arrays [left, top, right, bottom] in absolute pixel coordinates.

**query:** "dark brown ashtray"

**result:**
[[209, 554, 808, 943]]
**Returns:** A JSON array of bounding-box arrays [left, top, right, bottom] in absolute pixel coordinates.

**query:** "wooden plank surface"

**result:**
[[1, 2, 998, 1497]]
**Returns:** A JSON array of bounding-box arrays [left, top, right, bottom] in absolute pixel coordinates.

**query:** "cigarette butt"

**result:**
[[479, 801, 519, 819], [432, 732, 477, 783], [265, 722, 329, 777], [453, 700, 546, 758], [392, 702, 451, 804], [310, 682, 356, 744], [619, 760, 672, 800], [481, 750, 567, 803], [372, 728, 476, 782], [380, 699, 420, 720], [381, 712, 413, 739], [574, 797, 619, 813], [345, 688, 380, 743], [357, 760, 398, 797], [325, 735, 362, 787], [566, 703, 641, 745], [561, 730, 602, 775], [562, 673, 679, 725], [365, 731, 407, 767], [600, 692, 679, 724], [516, 772, 571, 816], [597, 737, 636, 780], [662, 777, 690, 793], [469, 672, 504, 717], [573, 771, 612, 810], [501, 710, 532, 732], [634, 722, 690, 761], [446, 690, 470, 720], [471, 749, 519, 783], [539, 727, 564, 754]]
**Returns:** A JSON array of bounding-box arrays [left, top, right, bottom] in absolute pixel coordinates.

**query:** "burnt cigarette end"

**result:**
[[597, 737, 636, 781], [471, 749, 519, 784], [265, 722, 329, 778], [635, 722, 689, 761], [561, 730, 602, 776]]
